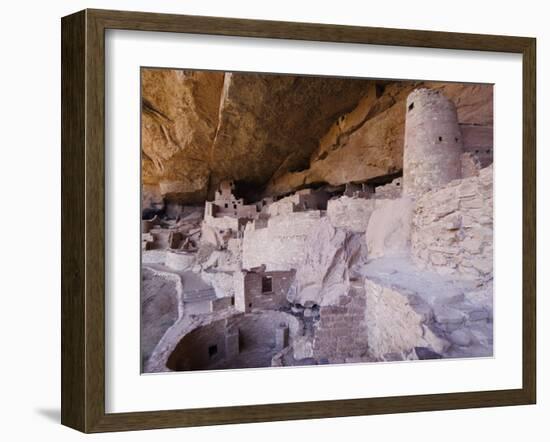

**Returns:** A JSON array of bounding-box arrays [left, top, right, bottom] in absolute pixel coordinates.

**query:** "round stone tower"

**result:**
[[403, 88, 463, 197]]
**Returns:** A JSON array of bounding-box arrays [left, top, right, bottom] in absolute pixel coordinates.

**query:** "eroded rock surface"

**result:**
[[364, 257, 492, 360], [289, 218, 367, 306], [142, 70, 373, 207], [327, 197, 376, 233], [142, 69, 224, 206], [365, 198, 414, 259]]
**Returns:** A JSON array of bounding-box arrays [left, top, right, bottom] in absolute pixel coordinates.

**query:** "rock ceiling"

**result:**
[[142, 68, 493, 204]]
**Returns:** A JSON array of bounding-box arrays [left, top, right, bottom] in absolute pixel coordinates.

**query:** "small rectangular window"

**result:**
[[262, 276, 273, 293], [208, 344, 218, 358]]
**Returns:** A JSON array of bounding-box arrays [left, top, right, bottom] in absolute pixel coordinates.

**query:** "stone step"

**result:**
[[183, 289, 217, 303]]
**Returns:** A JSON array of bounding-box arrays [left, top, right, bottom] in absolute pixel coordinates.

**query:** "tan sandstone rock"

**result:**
[[289, 218, 367, 306], [365, 198, 414, 259]]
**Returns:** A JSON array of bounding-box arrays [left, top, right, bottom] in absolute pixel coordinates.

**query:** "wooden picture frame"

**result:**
[[61, 8, 536, 433]]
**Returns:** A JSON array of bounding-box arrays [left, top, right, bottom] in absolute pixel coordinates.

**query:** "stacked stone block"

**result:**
[[403, 88, 463, 197], [312, 284, 368, 363], [411, 165, 493, 279]]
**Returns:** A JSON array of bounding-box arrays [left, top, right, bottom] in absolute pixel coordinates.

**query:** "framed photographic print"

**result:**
[[61, 9, 536, 433]]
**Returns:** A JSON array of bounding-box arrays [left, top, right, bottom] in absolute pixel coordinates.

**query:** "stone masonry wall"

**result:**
[[312, 282, 368, 363], [411, 165, 493, 279], [234, 270, 294, 313], [403, 88, 463, 197], [267, 189, 330, 217]]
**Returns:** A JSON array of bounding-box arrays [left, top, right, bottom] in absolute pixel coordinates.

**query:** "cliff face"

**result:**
[[142, 69, 373, 206], [266, 81, 493, 196], [142, 69, 225, 204], [141, 70, 492, 207]]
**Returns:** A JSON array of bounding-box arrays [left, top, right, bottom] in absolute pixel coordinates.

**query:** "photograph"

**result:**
[[140, 69, 494, 373], [0, 0, 542, 437]]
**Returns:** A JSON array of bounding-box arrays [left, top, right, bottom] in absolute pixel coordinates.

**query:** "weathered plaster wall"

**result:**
[[242, 211, 324, 271]]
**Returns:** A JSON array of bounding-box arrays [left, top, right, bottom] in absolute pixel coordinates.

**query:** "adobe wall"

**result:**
[[201, 214, 246, 246], [203, 213, 240, 232], [208, 181, 259, 219], [242, 211, 324, 271], [234, 270, 295, 313], [211, 201, 258, 219], [411, 165, 493, 279], [267, 189, 330, 217], [403, 89, 463, 197]]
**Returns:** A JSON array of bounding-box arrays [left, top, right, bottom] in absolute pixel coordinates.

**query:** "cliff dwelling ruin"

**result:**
[[141, 69, 494, 373]]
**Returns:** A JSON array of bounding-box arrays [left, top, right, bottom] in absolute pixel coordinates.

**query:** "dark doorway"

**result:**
[[262, 276, 273, 293], [208, 344, 218, 358]]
